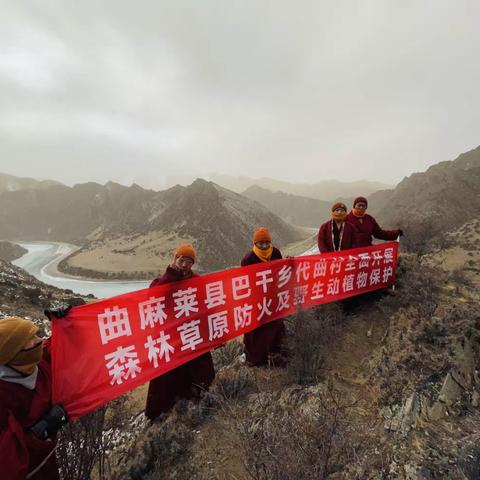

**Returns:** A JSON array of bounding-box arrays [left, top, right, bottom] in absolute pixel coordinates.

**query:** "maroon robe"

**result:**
[[346, 212, 400, 247], [317, 220, 357, 253], [145, 266, 215, 421], [241, 247, 286, 366], [0, 340, 60, 480]]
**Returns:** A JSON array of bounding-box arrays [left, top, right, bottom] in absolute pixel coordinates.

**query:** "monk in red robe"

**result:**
[[0, 316, 68, 480], [346, 196, 402, 247], [241, 227, 286, 367], [145, 244, 215, 421], [317, 202, 358, 253]]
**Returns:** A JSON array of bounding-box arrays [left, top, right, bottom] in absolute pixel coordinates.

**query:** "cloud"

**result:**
[[0, 0, 479, 187]]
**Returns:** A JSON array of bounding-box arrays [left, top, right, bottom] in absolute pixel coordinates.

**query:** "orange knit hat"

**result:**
[[175, 244, 196, 263], [253, 227, 272, 243], [331, 202, 347, 212]]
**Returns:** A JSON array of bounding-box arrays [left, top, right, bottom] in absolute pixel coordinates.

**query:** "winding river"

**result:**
[[12, 242, 149, 298]]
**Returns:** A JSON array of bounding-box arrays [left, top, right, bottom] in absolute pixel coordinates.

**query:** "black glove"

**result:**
[[30, 404, 68, 440], [44, 305, 72, 321], [398, 229, 404, 237]]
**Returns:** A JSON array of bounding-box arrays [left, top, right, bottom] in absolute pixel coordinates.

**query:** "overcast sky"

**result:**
[[0, 0, 479, 188]]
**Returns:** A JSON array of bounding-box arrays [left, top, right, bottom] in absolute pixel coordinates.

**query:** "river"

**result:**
[[12, 242, 149, 298]]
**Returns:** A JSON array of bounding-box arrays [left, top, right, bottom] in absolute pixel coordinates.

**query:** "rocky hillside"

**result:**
[[57, 179, 305, 276], [0, 259, 87, 325], [149, 179, 302, 257], [0, 241, 27, 262], [0, 180, 158, 242], [210, 173, 394, 202], [242, 185, 331, 227], [376, 146, 480, 251], [0, 176, 305, 275], [2, 229, 479, 478], [105, 254, 480, 480]]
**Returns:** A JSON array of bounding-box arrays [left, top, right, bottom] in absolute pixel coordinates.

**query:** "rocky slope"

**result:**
[[0, 259, 88, 328], [0, 176, 305, 275], [107, 254, 480, 480], [59, 179, 305, 276], [0, 241, 27, 262], [0, 180, 158, 242], [377, 145, 480, 251], [2, 232, 479, 479]]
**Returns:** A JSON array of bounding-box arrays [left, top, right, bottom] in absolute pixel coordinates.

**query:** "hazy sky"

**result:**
[[0, 0, 479, 188]]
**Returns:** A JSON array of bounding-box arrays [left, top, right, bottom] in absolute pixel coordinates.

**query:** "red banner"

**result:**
[[51, 242, 398, 419]]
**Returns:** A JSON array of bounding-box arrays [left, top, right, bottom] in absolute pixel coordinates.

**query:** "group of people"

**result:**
[[145, 226, 286, 421], [317, 196, 402, 253], [0, 195, 402, 479]]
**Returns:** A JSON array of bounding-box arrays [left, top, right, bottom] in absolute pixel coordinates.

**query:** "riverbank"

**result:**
[[12, 241, 149, 297]]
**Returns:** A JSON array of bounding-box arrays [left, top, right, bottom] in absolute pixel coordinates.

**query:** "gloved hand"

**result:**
[[44, 305, 72, 321], [30, 404, 69, 440]]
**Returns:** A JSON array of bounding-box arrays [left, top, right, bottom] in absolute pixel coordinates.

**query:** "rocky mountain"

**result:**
[[242, 185, 332, 228], [0, 175, 305, 275], [0, 241, 27, 262], [376, 146, 480, 251], [0, 180, 158, 242], [210, 173, 394, 202], [62, 179, 304, 276], [152, 179, 301, 252], [0, 172, 63, 195]]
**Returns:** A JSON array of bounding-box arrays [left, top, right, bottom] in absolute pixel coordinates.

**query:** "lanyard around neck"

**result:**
[[331, 220, 344, 252]]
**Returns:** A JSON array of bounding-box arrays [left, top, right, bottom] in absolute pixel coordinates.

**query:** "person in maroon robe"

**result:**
[[145, 244, 215, 421], [0, 316, 68, 480], [317, 202, 358, 253], [241, 227, 286, 367], [346, 196, 402, 247]]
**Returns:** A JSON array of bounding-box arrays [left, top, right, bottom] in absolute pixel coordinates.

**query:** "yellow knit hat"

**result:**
[[0, 317, 39, 365]]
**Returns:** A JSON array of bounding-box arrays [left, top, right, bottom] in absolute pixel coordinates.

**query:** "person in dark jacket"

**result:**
[[145, 244, 215, 421], [345, 196, 402, 247], [318, 202, 357, 253], [241, 227, 286, 367], [0, 316, 68, 480]]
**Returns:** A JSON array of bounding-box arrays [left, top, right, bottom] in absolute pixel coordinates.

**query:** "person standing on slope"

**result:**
[[241, 227, 286, 367], [145, 244, 215, 422], [317, 202, 357, 253], [346, 196, 402, 247], [0, 315, 69, 480]]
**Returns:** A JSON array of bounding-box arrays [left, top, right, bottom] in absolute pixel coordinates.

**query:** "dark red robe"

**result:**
[[0, 340, 60, 480], [346, 212, 400, 247], [317, 220, 357, 253], [241, 247, 286, 366], [145, 266, 215, 421]]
